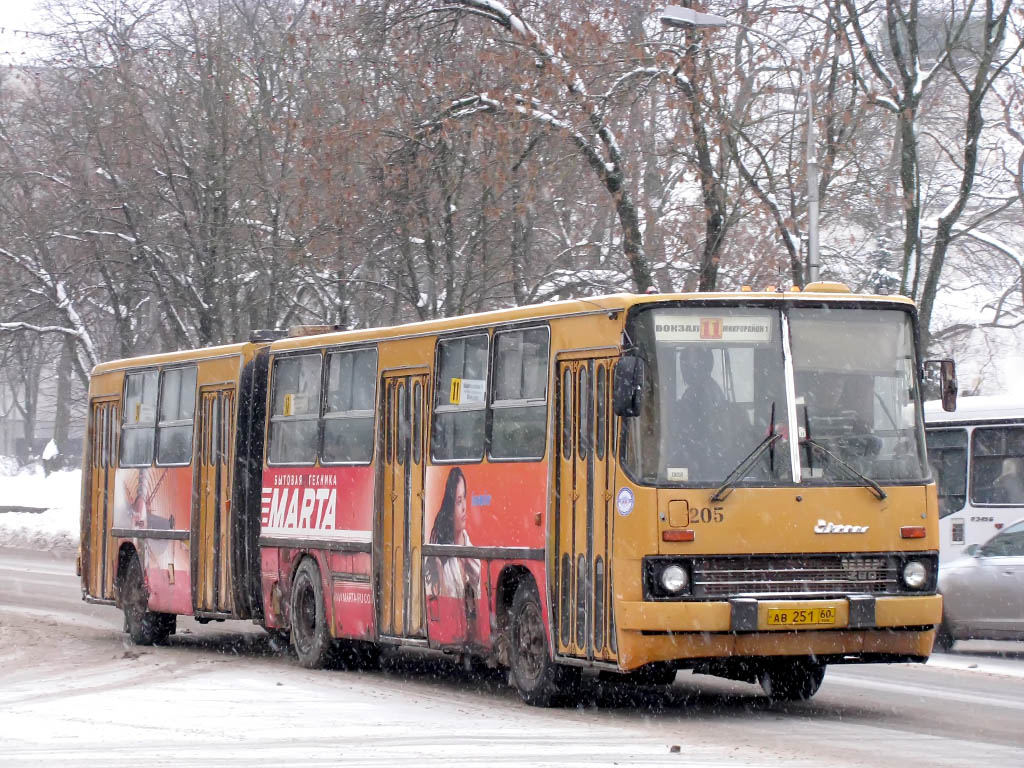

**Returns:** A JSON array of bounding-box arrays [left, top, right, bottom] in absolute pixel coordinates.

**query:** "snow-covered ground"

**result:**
[[0, 460, 80, 553]]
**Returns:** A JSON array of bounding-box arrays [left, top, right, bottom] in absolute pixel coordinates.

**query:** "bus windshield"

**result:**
[[789, 308, 928, 485], [623, 305, 928, 487], [624, 307, 790, 485]]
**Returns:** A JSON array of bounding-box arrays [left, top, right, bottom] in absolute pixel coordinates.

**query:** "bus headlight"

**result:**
[[643, 557, 693, 599], [660, 564, 689, 594], [902, 560, 928, 590]]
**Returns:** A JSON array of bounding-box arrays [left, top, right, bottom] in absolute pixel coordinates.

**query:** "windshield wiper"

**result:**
[[710, 432, 783, 503], [801, 438, 887, 501]]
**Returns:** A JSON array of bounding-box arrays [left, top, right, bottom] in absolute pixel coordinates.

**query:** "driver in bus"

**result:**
[[678, 346, 726, 412], [670, 345, 729, 480]]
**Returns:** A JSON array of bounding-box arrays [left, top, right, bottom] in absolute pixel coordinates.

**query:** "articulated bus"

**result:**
[[924, 396, 1024, 563], [80, 283, 950, 705]]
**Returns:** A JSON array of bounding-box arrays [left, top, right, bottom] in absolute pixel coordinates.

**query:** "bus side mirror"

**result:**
[[924, 359, 958, 412], [613, 356, 645, 417]]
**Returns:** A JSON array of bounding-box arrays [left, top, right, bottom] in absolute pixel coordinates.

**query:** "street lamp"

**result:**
[[660, 5, 821, 284], [658, 6, 728, 28]]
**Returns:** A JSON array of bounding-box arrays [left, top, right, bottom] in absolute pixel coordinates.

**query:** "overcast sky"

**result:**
[[1, 0, 45, 65]]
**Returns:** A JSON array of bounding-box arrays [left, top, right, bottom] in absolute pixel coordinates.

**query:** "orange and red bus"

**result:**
[[80, 284, 952, 704]]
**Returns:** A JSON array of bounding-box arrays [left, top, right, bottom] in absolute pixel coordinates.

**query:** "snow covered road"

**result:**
[[3, 467, 1024, 766], [2, 548, 1024, 768]]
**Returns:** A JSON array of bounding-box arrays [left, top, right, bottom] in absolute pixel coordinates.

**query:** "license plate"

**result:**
[[766, 606, 837, 627]]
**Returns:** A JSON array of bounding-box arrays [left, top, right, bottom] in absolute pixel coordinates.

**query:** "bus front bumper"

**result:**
[[614, 594, 941, 670]]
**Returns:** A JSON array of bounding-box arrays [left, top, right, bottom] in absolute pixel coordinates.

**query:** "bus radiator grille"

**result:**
[[689, 555, 898, 598]]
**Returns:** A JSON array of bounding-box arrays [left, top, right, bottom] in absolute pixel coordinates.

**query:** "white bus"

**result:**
[[924, 396, 1024, 563]]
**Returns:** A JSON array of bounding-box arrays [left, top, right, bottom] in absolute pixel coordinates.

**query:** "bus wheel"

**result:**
[[933, 619, 955, 652], [120, 554, 175, 645], [758, 659, 825, 702], [509, 581, 577, 706], [290, 558, 332, 669]]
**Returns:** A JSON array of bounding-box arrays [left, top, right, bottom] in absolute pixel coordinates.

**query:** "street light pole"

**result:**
[[660, 5, 820, 284], [805, 96, 820, 283]]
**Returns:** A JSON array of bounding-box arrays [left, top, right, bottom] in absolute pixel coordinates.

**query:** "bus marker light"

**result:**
[[534, 512, 542, 526], [900, 526, 926, 539], [663, 529, 695, 542]]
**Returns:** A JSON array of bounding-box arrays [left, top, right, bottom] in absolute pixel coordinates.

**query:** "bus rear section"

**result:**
[[79, 342, 270, 642], [924, 396, 1024, 563]]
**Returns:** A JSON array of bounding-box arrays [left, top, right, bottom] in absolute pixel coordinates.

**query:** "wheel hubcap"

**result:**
[[515, 601, 545, 682], [295, 583, 316, 652]]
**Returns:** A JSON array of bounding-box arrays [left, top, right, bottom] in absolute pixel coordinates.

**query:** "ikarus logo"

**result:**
[[814, 519, 869, 534]]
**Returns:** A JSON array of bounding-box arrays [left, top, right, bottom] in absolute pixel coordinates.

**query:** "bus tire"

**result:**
[[509, 580, 577, 706], [933, 619, 955, 652], [290, 558, 333, 669], [120, 553, 176, 646], [759, 659, 825, 702]]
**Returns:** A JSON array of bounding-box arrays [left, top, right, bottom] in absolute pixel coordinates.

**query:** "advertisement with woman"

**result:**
[[422, 459, 548, 648], [425, 467, 481, 645]]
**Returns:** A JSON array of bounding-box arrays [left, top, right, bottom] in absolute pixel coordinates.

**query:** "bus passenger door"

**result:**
[[555, 357, 617, 662], [376, 371, 428, 639], [193, 385, 235, 615], [85, 398, 118, 599]]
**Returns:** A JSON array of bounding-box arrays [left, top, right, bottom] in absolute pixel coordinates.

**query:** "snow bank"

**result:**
[[0, 460, 81, 553]]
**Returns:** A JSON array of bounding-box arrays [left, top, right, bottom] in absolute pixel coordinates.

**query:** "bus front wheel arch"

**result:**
[[494, 566, 532, 667]]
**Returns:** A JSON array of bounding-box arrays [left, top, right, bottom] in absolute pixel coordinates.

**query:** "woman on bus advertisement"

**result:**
[[426, 467, 481, 643]]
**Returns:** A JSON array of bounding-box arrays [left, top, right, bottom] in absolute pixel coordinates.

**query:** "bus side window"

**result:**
[[596, 365, 607, 461], [432, 334, 488, 462], [925, 428, 967, 516], [972, 426, 1024, 505], [579, 366, 591, 460], [322, 347, 377, 464], [98, 405, 107, 469], [489, 326, 549, 461], [156, 366, 197, 465], [268, 354, 322, 465], [412, 381, 423, 465], [120, 370, 158, 467], [562, 367, 573, 461]]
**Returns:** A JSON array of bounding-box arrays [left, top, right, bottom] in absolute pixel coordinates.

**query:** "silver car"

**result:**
[[935, 517, 1024, 650]]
